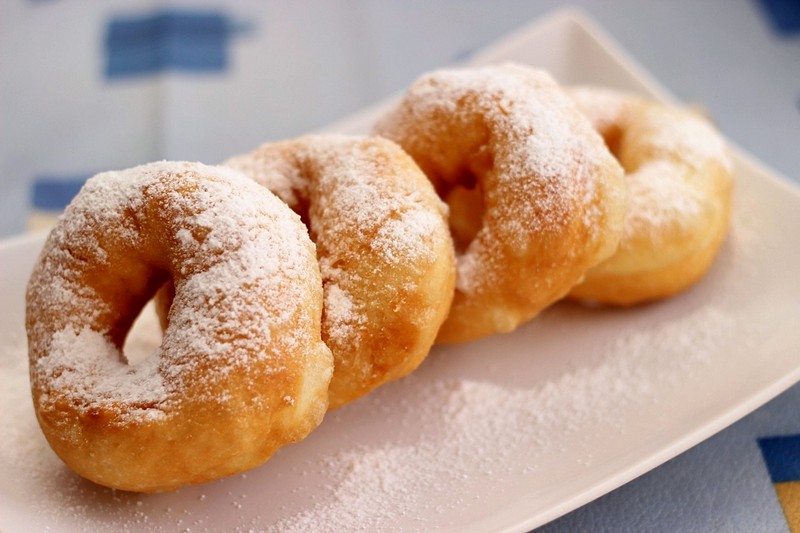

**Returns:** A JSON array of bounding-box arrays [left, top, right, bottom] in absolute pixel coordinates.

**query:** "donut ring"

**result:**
[[566, 87, 734, 305], [224, 135, 456, 408], [374, 63, 627, 343], [26, 162, 333, 492]]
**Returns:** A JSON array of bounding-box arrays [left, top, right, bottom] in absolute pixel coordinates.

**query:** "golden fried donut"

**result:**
[[26, 161, 333, 492], [374, 63, 627, 343], [224, 135, 456, 408], [566, 87, 734, 305]]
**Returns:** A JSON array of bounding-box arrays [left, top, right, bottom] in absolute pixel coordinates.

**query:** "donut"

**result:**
[[374, 63, 627, 343], [224, 135, 456, 408], [566, 87, 734, 305], [26, 161, 333, 493]]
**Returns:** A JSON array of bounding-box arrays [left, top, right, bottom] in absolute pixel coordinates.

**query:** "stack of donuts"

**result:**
[[25, 63, 733, 493]]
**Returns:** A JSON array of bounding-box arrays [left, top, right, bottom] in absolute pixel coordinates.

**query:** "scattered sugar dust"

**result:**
[[265, 303, 740, 532]]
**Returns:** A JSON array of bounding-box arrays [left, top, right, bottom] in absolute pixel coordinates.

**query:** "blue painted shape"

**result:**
[[104, 10, 237, 79], [758, 434, 800, 483], [755, 0, 800, 35], [31, 176, 89, 210]]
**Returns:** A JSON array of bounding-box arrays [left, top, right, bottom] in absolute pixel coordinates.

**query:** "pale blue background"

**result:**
[[1, 0, 798, 236]]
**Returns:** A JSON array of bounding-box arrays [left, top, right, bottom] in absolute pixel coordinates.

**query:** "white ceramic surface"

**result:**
[[2, 8, 800, 533]]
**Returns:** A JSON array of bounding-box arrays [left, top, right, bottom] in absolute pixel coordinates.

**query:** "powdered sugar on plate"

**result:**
[[265, 304, 739, 532]]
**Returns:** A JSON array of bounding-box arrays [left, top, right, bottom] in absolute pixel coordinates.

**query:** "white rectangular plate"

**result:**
[[3, 7, 800, 532]]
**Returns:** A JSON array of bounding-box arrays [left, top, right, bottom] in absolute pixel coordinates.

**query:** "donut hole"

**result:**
[[123, 299, 164, 365], [289, 195, 313, 230], [445, 182, 485, 253], [437, 145, 494, 254], [106, 266, 171, 366], [600, 126, 624, 160]]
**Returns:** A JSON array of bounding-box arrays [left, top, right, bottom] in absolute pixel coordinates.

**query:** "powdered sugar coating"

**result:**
[[377, 65, 608, 250], [226, 135, 455, 407], [42, 326, 167, 421], [624, 162, 705, 243], [375, 64, 626, 342], [628, 115, 730, 244], [641, 105, 731, 172], [569, 86, 732, 243], [26, 161, 333, 492], [567, 87, 734, 304], [29, 161, 320, 421]]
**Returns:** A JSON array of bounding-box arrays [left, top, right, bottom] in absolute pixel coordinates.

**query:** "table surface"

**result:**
[[2, 1, 798, 531]]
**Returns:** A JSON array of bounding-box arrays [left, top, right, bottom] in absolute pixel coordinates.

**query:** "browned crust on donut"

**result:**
[[567, 87, 734, 305], [375, 64, 627, 343], [568, 190, 731, 305], [26, 162, 332, 492], [225, 135, 456, 407]]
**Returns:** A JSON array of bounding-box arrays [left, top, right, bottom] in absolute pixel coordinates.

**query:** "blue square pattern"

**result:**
[[104, 10, 238, 79], [758, 434, 800, 483], [32, 176, 90, 210], [754, 0, 800, 35]]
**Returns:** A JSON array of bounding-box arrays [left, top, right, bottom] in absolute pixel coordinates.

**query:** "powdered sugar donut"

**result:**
[[567, 87, 734, 305], [26, 161, 333, 492], [225, 135, 455, 408], [374, 64, 627, 343]]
